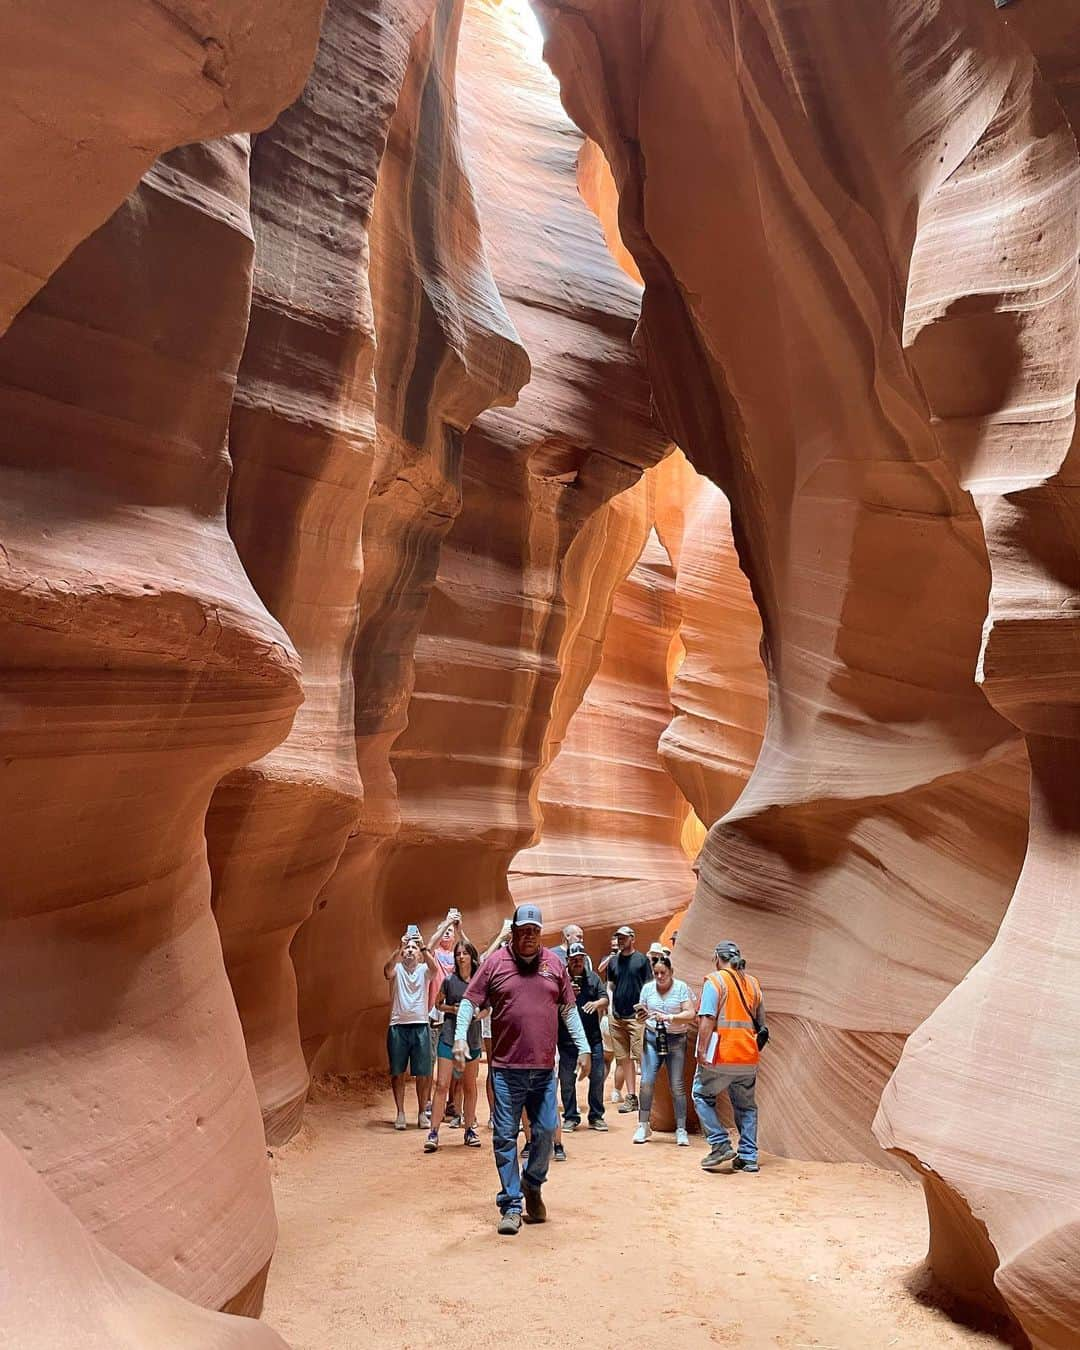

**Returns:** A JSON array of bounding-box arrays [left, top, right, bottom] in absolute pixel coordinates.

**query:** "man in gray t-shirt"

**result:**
[[383, 932, 438, 1130]]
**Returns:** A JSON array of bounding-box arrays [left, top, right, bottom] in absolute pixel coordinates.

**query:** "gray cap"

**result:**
[[715, 940, 742, 963], [567, 941, 587, 958], [512, 903, 543, 929], [614, 925, 635, 938]]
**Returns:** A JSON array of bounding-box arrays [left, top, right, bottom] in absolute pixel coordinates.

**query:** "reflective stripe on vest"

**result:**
[[704, 970, 760, 1067]]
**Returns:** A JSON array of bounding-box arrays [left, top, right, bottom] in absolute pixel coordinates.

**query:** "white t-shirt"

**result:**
[[390, 962, 430, 1025], [640, 978, 693, 1035]]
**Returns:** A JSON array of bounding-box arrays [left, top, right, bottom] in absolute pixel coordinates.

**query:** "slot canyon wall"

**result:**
[[3, 0, 1080, 1348], [291, 0, 669, 1078], [531, 0, 1079, 1343]]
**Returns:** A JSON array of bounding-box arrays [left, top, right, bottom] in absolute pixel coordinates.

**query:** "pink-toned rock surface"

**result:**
[[0, 137, 301, 1313], [509, 475, 697, 945], [876, 9, 1080, 1345], [291, 0, 530, 1073], [0, 1130, 289, 1349], [294, 0, 664, 1071], [533, 0, 1030, 1171], [205, 0, 435, 1146], [652, 447, 766, 828], [0, 0, 325, 334]]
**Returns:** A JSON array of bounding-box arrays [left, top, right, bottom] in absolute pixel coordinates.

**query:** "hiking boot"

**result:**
[[563, 1119, 579, 1132], [588, 1117, 609, 1132], [423, 1130, 439, 1153], [553, 1143, 567, 1162], [523, 1184, 547, 1224], [498, 1211, 522, 1236], [463, 1126, 481, 1148], [675, 1128, 690, 1147], [732, 1156, 759, 1173], [394, 1112, 407, 1131], [618, 1093, 638, 1113], [701, 1144, 737, 1172], [632, 1122, 651, 1144]]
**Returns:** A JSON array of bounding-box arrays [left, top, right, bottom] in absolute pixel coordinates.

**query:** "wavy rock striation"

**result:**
[[532, 0, 1030, 1167], [0, 137, 301, 1314], [0, 1129, 289, 1349], [876, 10, 1080, 1345], [292, 0, 530, 1073], [509, 473, 698, 946], [0, 0, 325, 334], [652, 447, 766, 829], [294, 0, 664, 1071], [205, 0, 436, 1147]]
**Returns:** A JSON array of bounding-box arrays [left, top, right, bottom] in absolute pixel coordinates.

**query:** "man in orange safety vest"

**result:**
[[692, 940, 767, 1173]]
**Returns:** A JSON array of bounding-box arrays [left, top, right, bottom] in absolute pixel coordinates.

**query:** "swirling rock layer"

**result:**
[[0, 0, 325, 333], [877, 10, 1080, 1345], [0, 138, 301, 1312], [295, 0, 665, 1073], [0, 1129, 288, 1350], [205, 0, 435, 1146]]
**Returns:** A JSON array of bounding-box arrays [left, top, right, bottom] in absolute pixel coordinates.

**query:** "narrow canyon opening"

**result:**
[[3, 2, 1078, 1349]]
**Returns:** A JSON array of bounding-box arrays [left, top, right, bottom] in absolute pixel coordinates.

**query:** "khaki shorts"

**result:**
[[609, 1014, 643, 1064]]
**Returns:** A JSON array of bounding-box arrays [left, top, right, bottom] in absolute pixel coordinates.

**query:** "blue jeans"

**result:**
[[558, 1043, 606, 1124], [638, 1030, 688, 1129], [692, 1065, 758, 1160], [491, 1067, 558, 1215]]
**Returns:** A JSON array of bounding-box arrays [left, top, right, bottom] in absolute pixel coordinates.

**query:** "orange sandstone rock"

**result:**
[[206, 0, 436, 1146], [533, 0, 1029, 1171], [0, 1130, 289, 1349], [0, 137, 301, 1313], [0, 0, 325, 334], [294, 0, 664, 1071]]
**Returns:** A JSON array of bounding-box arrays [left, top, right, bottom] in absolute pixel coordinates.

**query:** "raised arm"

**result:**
[[481, 917, 512, 961], [426, 913, 455, 951], [383, 942, 403, 981]]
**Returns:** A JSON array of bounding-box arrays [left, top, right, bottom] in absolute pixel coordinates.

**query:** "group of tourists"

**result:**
[[383, 904, 767, 1235]]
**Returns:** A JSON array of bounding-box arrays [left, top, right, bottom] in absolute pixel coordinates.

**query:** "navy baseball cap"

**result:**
[[512, 903, 543, 928], [567, 942, 587, 958]]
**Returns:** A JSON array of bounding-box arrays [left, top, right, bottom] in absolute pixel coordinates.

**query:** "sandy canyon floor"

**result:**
[[264, 1075, 1005, 1350]]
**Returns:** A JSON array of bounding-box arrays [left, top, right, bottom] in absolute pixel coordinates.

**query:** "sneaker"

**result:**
[[611, 1090, 622, 1104], [418, 1111, 431, 1130], [523, 1184, 547, 1224], [394, 1112, 407, 1131], [732, 1156, 759, 1172], [675, 1128, 690, 1147], [563, 1119, 579, 1133], [632, 1122, 652, 1144], [553, 1143, 567, 1162], [423, 1129, 439, 1153], [463, 1127, 481, 1148], [446, 1113, 462, 1129], [588, 1118, 609, 1132], [701, 1144, 737, 1172], [618, 1093, 638, 1114], [498, 1211, 522, 1236]]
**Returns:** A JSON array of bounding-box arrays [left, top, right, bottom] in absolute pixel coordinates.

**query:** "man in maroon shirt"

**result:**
[[454, 903, 591, 1235]]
